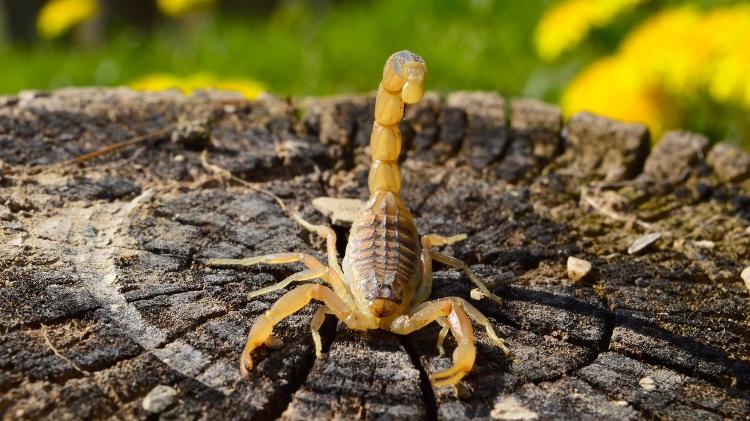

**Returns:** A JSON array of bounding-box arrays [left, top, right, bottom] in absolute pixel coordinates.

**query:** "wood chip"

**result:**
[[311, 197, 365, 226], [628, 232, 662, 255], [741, 267, 750, 292], [639, 376, 656, 391], [490, 396, 539, 420], [692, 240, 715, 249], [613, 400, 630, 407], [567, 256, 592, 282], [470, 288, 485, 300], [142, 385, 178, 413]]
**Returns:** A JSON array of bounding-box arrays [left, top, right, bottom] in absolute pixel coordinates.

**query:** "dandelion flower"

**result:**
[[130, 73, 265, 100], [561, 56, 674, 138], [157, 0, 216, 17], [36, 0, 98, 39], [535, 0, 647, 61]]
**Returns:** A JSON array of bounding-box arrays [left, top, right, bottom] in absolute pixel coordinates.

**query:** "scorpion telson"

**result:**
[[207, 50, 510, 387]]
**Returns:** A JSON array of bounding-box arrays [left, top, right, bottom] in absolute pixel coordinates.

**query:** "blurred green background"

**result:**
[[1, 0, 749, 150]]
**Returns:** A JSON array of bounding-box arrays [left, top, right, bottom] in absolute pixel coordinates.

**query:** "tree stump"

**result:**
[[1, 88, 749, 420]]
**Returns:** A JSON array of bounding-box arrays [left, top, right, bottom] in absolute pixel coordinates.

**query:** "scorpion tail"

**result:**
[[368, 50, 427, 195]]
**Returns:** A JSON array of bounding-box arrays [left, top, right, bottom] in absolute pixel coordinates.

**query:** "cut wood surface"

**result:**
[[0, 88, 749, 420]]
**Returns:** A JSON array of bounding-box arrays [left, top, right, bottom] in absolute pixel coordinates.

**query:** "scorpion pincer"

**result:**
[[208, 50, 510, 387]]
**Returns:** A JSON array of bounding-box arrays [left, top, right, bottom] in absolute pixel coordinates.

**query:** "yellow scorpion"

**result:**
[[208, 51, 509, 387]]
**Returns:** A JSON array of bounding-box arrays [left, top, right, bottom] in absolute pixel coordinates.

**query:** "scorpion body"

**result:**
[[345, 51, 425, 321], [209, 51, 509, 387]]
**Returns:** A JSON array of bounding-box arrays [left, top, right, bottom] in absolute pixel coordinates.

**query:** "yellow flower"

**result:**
[[619, 6, 700, 92], [621, 5, 750, 105], [535, 0, 647, 61], [711, 33, 750, 108], [130, 73, 265, 100], [157, 0, 216, 17], [36, 0, 98, 39], [561, 56, 674, 138], [561, 3, 750, 139]]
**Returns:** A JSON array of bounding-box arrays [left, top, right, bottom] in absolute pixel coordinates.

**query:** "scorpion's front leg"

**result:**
[[240, 283, 369, 377]]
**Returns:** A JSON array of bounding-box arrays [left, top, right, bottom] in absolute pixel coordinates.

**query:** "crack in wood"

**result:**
[[12, 188, 243, 396]]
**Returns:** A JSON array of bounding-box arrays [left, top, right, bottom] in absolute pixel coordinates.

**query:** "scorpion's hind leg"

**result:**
[[292, 214, 345, 277], [456, 298, 511, 356], [207, 252, 349, 299], [247, 267, 328, 299], [423, 233, 513, 304], [388, 298, 477, 387], [207, 252, 324, 270], [419, 235, 511, 356], [240, 284, 365, 377]]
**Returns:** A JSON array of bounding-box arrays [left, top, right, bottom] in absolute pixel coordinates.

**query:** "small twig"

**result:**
[[41, 324, 91, 376], [580, 188, 653, 231], [65, 128, 172, 165], [199, 149, 289, 213], [16, 127, 172, 176]]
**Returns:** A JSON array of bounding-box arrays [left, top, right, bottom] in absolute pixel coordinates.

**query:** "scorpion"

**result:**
[[208, 50, 510, 387]]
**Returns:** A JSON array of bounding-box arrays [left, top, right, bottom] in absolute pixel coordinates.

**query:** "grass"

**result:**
[[0, 0, 552, 97], [3, 0, 749, 150]]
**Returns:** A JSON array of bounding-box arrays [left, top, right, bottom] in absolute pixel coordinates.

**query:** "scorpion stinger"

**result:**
[[207, 50, 510, 386]]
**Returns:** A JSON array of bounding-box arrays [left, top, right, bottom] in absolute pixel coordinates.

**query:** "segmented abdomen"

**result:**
[[347, 191, 421, 304]]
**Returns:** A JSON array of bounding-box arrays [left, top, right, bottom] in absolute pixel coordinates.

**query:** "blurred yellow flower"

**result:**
[[37, 0, 98, 39], [535, 0, 647, 61], [619, 7, 700, 93], [561, 4, 750, 138], [157, 0, 217, 17], [562, 56, 674, 138], [130, 73, 265, 99]]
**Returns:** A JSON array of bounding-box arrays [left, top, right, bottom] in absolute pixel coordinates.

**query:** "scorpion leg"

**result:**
[[388, 298, 477, 386], [421, 233, 467, 247], [414, 234, 468, 304], [435, 316, 450, 356], [310, 305, 332, 357], [247, 267, 327, 299], [423, 233, 514, 289], [428, 247, 510, 304], [240, 283, 369, 377], [454, 297, 511, 356], [292, 214, 345, 279], [207, 252, 350, 301], [207, 252, 323, 269]]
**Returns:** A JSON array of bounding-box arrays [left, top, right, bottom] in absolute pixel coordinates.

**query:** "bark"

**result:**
[[0, 88, 749, 420]]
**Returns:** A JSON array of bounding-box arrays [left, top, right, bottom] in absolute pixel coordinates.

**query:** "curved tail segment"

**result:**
[[368, 51, 427, 195]]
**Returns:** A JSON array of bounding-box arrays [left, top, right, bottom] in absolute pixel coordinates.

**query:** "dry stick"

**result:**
[[9, 99, 253, 176], [65, 128, 172, 165], [580, 188, 653, 231], [199, 149, 289, 213], [19, 127, 172, 175], [41, 324, 91, 376]]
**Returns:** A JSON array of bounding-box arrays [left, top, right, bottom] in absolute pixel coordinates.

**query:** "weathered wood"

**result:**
[[1, 88, 749, 420], [497, 98, 562, 182], [445, 91, 507, 171], [555, 111, 651, 182]]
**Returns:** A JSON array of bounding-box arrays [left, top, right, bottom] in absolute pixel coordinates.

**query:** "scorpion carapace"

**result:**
[[208, 50, 510, 387]]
